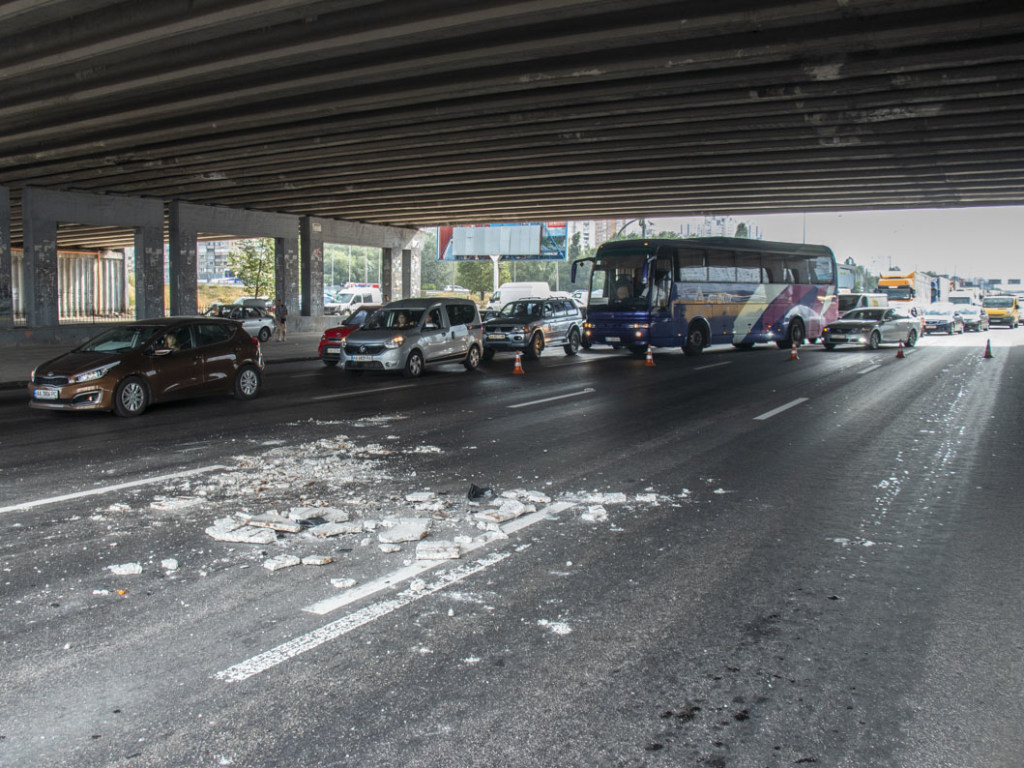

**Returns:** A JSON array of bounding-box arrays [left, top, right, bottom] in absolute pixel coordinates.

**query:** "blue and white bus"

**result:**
[[572, 237, 838, 356]]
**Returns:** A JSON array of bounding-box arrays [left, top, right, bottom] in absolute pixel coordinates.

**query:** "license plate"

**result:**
[[487, 333, 506, 340], [606, 336, 620, 342], [323, 348, 339, 356], [351, 355, 374, 362], [33, 388, 59, 400], [831, 335, 847, 341]]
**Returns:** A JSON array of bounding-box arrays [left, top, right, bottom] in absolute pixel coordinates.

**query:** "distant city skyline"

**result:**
[[630, 207, 1024, 280]]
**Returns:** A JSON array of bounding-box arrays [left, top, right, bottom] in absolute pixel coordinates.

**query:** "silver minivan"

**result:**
[[341, 298, 484, 377]]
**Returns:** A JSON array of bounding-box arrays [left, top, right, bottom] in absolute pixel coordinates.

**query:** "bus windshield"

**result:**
[[879, 285, 914, 301], [589, 248, 652, 310]]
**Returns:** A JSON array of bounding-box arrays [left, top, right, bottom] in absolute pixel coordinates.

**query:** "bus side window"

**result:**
[[735, 252, 762, 282], [676, 248, 707, 281], [707, 250, 735, 282]]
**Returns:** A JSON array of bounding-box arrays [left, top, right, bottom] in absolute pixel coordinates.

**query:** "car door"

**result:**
[[420, 305, 450, 362], [880, 309, 900, 342], [149, 324, 205, 398], [444, 302, 473, 359], [195, 322, 239, 387]]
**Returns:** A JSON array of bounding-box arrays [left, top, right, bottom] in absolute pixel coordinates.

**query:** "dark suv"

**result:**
[[482, 297, 584, 359]]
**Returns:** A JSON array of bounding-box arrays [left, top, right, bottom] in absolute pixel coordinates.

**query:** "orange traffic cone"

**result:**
[[788, 343, 799, 361], [984, 339, 993, 359], [895, 340, 905, 359], [645, 345, 655, 367], [512, 350, 524, 374]]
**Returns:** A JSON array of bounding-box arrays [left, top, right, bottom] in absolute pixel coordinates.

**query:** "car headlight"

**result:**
[[384, 335, 405, 349], [68, 362, 120, 384]]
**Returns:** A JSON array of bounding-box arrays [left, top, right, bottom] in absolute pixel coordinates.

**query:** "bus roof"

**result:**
[[595, 237, 835, 258]]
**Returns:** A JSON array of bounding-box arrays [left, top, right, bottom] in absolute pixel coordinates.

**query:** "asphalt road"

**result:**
[[1, 329, 1022, 768]]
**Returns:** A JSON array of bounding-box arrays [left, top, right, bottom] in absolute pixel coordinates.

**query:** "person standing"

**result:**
[[274, 298, 288, 341]]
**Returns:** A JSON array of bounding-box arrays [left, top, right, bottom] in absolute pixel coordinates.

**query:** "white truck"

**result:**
[[948, 287, 983, 306], [324, 284, 383, 317]]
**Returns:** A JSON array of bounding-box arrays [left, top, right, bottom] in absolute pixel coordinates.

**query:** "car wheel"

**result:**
[[905, 329, 917, 347], [823, 342, 836, 350], [683, 323, 707, 356], [258, 326, 272, 342], [867, 330, 881, 350], [463, 345, 481, 371], [113, 376, 149, 417], [563, 328, 581, 356], [525, 333, 544, 359], [629, 344, 647, 358], [403, 350, 424, 378], [776, 319, 805, 349], [234, 364, 262, 400], [482, 347, 495, 361]]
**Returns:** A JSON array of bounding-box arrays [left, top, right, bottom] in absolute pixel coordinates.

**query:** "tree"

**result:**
[[734, 222, 749, 238], [229, 238, 275, 298]]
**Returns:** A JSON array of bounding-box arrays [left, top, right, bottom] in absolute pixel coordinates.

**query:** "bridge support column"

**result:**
[[299, 218, 324, 317], [0, 187, 11, 327]]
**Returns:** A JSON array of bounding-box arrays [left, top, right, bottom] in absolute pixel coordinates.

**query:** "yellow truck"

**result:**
[[982, 294, 1020, 328]]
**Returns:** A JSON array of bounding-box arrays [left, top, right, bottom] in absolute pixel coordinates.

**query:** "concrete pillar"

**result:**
[[134, 223, 165, 318], [0, 187, 11, 326], [274, 236, 300, 316], [168, 210, 198, 316], [22, 189, 60, 327], [381, 248, 396, 302], [299, 217, 325, 317]]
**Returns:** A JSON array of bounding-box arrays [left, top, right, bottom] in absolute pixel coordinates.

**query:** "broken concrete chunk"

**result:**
[[161, 558, 179, 571], [635, 493, 658, 503], [331, 577, 357, 589], [378, 519, 430, 543], [379, 543, 402, 554], [581, 505, 608, 522], [107, 562, 143, 576], [320, 507, 353, 523], [405, 491, 435, 502], [474, 498, 526, 524], [247, 514, 303, 533], [308, 521, 363, 538], [416, 540, 461, 561], [585, 492, 627, 504], [263, 554, 302, 571], [301, 555, 333, 566], [205, 523, 277, 545], [523, 490, 552, 504]]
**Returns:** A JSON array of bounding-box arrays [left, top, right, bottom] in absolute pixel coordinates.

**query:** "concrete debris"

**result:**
[[107, 562, 143, 576], [161, 558, 179, 571], [581, 505, 608, 522], [635, 493, 658, 503], [467, 483, 492, 500], [405, 491, 435, 502], [378, 518, 430, 543], [308, 521, 363, 538], [584, 492, 627, 504], [474, 498, 527, 524], [205, 519, 278, 545], [331, 577, 357, 589], [379, 544, 402, 554], [247, 514, 303, 533], [301, 555, 333, 566], [538, 618, 572, 635], [263, 554, 302, 571], [416, 540, 461, 561]]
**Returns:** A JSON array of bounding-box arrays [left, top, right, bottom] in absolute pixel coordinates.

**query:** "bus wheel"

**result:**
[[629, 345, 647, 358], [682, 324, 706, 356], [776, 319, 805, 349]]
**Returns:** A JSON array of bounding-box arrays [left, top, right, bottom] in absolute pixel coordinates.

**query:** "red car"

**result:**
[[318, 306, 380, 366]]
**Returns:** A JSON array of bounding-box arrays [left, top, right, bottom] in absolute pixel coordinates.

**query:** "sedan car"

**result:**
[[822, 307, 920, 350], [958, 305, 989, 332], [29, 317, 264, 416], [317, 305, 379, 365], [921, 304, 964, 335]]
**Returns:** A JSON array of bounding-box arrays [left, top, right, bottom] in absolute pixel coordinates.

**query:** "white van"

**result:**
[[325, 285, 383, 317], [486, 282, 551, 313], [837, 292, 888, 316]]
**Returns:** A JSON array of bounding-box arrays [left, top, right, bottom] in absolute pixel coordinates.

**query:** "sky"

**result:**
[[645, 206, 1024, 280]]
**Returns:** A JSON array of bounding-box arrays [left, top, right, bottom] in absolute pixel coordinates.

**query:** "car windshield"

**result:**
[[843, 308, 886, 321], [364, 307, 425, 330], [347, 308, 372, 326], [78, 325, 164, 353], [497, 300, 544, 319], [983, 296, 1015, 308], [925, 307, 954, 317]]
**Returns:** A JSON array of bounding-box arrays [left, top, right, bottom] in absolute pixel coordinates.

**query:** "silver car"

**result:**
[[822, 307, 920, 350], [342, 298, 483, 377], [482, 297, 584, 359]]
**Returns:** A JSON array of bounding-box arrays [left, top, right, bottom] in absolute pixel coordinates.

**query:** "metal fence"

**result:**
[[11, 249, 132, 324]]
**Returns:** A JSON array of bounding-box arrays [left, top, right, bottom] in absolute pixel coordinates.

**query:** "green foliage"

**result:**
[[734, 222, 749, 238], [323, 242, 382, 287], [228, 238, 275, 298]]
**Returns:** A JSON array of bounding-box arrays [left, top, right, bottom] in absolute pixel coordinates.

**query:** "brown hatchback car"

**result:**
[[29, 317, 264, 416]]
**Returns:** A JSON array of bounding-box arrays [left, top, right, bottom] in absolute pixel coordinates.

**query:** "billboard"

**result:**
[[437, 222, 567, 261]]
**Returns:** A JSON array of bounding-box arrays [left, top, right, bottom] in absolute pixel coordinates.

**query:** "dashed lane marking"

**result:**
[[311, 383, 417, 401], [753, 397, 809, 421], [860, 364, 882, 374], [0, 465, 229, 515], [507, 388, 595, 409]]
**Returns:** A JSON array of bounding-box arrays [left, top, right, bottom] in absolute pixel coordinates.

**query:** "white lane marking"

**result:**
[[860, 364, 882, 375], [507, 388, 595, 409], [694, 361, 732, 371], [303, 501, 574, 616], [753, 397, 809, 421], [312, 383, 416, 401], [0, 465, 230, 515], [216, 551, 511, 683]]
